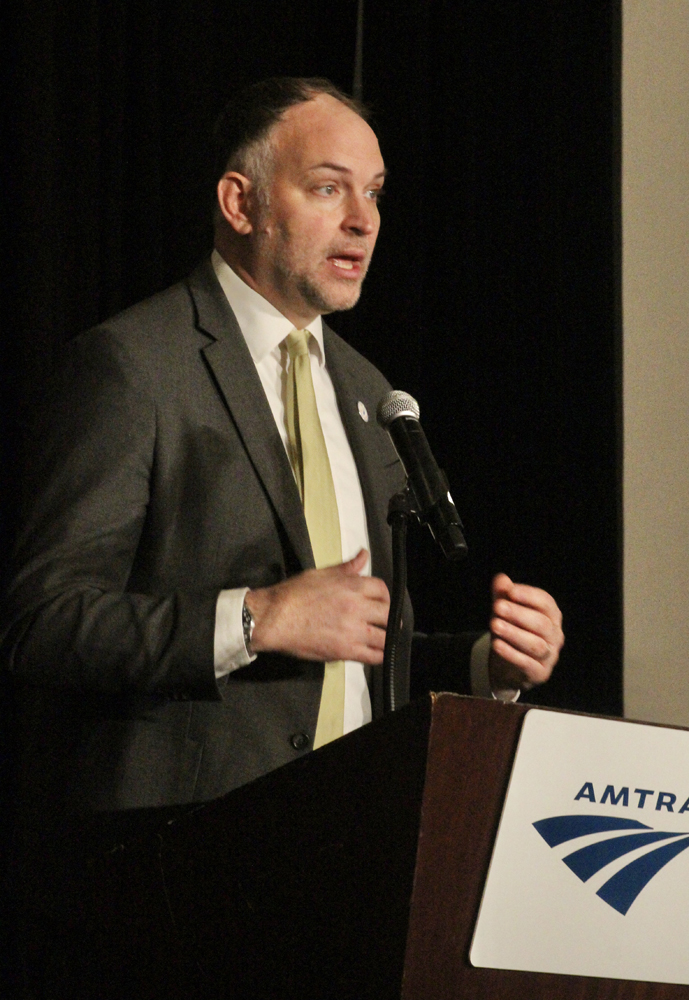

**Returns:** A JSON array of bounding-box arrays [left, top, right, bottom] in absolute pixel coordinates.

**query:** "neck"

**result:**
[[214, 236, 318, 329]]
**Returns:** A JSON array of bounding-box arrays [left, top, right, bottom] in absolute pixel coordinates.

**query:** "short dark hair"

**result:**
[[212, 77, 370, 191]]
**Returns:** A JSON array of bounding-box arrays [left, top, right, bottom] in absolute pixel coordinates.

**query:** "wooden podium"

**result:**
[[80, 694, 688, 999]]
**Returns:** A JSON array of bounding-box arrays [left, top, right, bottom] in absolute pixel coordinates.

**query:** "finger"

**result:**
[[364, 622, 387, 650], [491, 574, 562, 625], [335, 572, 389, 606], [359, 575, 390, 605], [491, 617, 554, 664], [492, 573, 513, 600], [491, 638, 552, 685], [340, 549, 369, 576], [500, 583, 562, 624], [351, 624, 388, 664], [362, 599, 390, 629], [492, 600, 556, 642], [355, 644, 385, 666]]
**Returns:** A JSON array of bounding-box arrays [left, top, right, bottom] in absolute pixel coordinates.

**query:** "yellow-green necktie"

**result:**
[[285, 330, 345, 748]]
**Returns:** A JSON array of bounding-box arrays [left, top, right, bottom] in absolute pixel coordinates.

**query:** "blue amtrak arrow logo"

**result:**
[[533, 815, 689, 915]]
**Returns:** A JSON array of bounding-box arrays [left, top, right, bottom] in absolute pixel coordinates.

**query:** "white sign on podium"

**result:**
[[470, 709, 689, 985]]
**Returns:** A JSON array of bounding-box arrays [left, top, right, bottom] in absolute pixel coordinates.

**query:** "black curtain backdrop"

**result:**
[[1, 0, 621, 715], [342, 2, 622, 718]]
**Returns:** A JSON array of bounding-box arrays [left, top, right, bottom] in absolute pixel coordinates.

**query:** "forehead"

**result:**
[[270, 93, 385, 177]]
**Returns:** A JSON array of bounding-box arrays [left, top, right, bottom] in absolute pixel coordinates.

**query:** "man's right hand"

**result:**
[[244, 549, 389, 664]]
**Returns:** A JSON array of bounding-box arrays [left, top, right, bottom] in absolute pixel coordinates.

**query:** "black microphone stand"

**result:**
[[382, 487, 416, 714]]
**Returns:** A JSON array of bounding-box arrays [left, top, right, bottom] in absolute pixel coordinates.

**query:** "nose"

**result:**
[[342, 192, 377, 237]]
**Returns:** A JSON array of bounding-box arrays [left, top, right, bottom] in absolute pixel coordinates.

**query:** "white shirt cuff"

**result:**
[[214, 587, 257, 678], [470, 631, 520, 703]]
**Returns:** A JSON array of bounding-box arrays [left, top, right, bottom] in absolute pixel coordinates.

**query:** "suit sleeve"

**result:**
[[0, 331, 220, 700], [410, 631, 482, 700]]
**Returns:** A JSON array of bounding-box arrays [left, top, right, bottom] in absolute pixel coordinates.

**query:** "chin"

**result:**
[[308, 283, 364, 316]]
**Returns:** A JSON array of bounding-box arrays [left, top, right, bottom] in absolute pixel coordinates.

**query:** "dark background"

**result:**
[[1, 0, 621, 718]]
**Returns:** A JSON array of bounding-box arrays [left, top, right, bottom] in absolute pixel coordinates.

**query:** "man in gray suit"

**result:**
[[2, 78, 562, 852]]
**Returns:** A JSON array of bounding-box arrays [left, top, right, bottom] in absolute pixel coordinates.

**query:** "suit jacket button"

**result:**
[[290, 732, 310, 751]]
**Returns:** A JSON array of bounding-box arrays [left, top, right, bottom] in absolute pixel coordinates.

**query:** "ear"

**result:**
[[216, 172, 255, 235]]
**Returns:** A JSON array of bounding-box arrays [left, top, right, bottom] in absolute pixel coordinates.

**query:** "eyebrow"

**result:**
[[307, 161, 387, 179]]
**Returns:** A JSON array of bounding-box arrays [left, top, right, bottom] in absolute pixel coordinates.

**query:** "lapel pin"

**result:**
[[357, 401, 369, 422]]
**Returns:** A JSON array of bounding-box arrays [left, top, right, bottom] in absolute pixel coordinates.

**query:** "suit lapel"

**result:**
[[187, 261, 314, 571]]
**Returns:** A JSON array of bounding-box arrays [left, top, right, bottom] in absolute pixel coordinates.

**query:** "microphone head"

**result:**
[[376, 390, 421, 428]]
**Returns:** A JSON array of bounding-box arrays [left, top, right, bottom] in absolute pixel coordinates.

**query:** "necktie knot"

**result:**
[[286, 329, 310, 360]]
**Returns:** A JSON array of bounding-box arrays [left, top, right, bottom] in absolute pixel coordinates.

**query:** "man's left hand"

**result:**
[[489, 573, 564, 693]]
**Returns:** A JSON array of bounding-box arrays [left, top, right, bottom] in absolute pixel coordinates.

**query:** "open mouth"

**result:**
[[328, 252, 365, 275]]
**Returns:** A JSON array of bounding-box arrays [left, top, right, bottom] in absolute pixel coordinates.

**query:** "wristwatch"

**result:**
[[242, 594, 256, 656]]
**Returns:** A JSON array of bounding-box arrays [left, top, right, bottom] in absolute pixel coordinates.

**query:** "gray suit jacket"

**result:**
[[2, 259, 423, 818]]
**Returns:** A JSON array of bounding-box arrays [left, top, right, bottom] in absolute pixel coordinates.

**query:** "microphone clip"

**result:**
[[386, 485, 417, 526]]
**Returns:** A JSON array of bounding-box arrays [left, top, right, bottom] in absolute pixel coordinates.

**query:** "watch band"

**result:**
[[242, 595, 255, 656]]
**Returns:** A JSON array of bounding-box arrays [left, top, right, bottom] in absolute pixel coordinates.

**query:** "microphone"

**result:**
[[377, 390, 468, 561]]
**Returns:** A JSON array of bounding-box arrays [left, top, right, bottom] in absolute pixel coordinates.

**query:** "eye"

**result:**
[[316, 184, 337, 196], [366, 187, 385, 202]]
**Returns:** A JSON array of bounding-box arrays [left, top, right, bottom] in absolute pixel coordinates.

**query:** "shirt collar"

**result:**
[[211, 249, 324, 365]]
